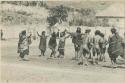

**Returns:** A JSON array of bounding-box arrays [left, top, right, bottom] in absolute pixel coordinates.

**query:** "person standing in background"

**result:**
[[122, 32, 125, 58], [123, 32, 125, 48], [1, 29, 3, 40]]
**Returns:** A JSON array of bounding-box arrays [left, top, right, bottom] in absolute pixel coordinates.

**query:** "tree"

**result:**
[[47, 5, 68, 26], [79, 8, 96, 26], [47, 16, 58, 27], [68, 8, 96, 26], [47, 5, 68, 32], [102, 18, 109, 27]]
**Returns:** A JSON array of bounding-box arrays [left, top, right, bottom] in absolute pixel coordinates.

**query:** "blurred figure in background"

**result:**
[[37, 31, 48, 56], [122, 32, 125, 49], [17, 30, 32, 61], [123, 32, 125, 58], [56, 29, 60, 38], [1, 29, 3, 40]]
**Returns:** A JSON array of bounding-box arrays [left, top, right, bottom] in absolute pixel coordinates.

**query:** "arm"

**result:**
[[37, 32, 41, 37], [46, 34, 51, 38], [108, 36, 111, 43], [28, 34, 32, 38], [67, 32, 74, 38], [66, 31, 71, 35], [104, 38, 108, 45], [65, 34, 70, 39]]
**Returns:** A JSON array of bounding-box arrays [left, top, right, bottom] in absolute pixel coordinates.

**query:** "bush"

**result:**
[[47, 5, 68, 27], [16, 11, 31, 16]]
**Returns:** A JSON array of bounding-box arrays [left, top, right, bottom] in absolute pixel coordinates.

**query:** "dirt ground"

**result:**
[[1, 39, 125, 83]]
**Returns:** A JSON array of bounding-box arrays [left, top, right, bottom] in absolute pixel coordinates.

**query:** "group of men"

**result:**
[[70, 27, 107, 65], [17, 27, 125, 67], [71, 27, 125, 66]]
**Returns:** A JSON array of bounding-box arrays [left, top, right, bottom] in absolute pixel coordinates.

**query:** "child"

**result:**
[[57, 32, 70, 58], [48, 32, 57, 58], [37, 31, 48, 56]]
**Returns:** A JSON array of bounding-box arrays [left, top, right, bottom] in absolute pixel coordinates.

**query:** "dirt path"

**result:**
[[1, 39, 125, 83]]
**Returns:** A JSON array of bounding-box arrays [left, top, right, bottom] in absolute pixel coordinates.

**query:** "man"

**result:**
[[78, 29, 92, 65], [99, 33, 107, 62], [92, 30, 102, 64], [71, 27, 82, 60], [57, 32, 70, 58], [48, 32, 57, 58], [85, 29, 93, 59], [108, 28, 125, 67]]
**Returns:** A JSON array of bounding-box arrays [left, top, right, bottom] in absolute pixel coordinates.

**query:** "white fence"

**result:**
[[1, 25, 125, 39], [0, 24, 49, 39]]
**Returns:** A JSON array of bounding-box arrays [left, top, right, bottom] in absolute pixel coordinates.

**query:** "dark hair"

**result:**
[[111, 28, 117, 34], [42, 31, 45, 35], [22, 30, 26, 35], [95, 30, 100, 35], [52, 32, 56, 37], [111, 28, 120, 39], [76, 27, 81, 33]]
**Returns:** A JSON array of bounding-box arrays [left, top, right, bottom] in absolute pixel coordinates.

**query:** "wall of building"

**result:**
[[97, 17, 125, 28]]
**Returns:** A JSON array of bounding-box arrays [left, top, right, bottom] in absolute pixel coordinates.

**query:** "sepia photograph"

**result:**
[[0, 0, 125, 83]]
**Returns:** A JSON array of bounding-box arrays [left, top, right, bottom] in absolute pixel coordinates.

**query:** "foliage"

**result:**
[[47, 16, 58, 27], [1, 1, 108, 27], [1, 1, 48, 8], [102, 18, 109, 27], [47, 5, 68, 27], [69, 8, 97, 26]]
